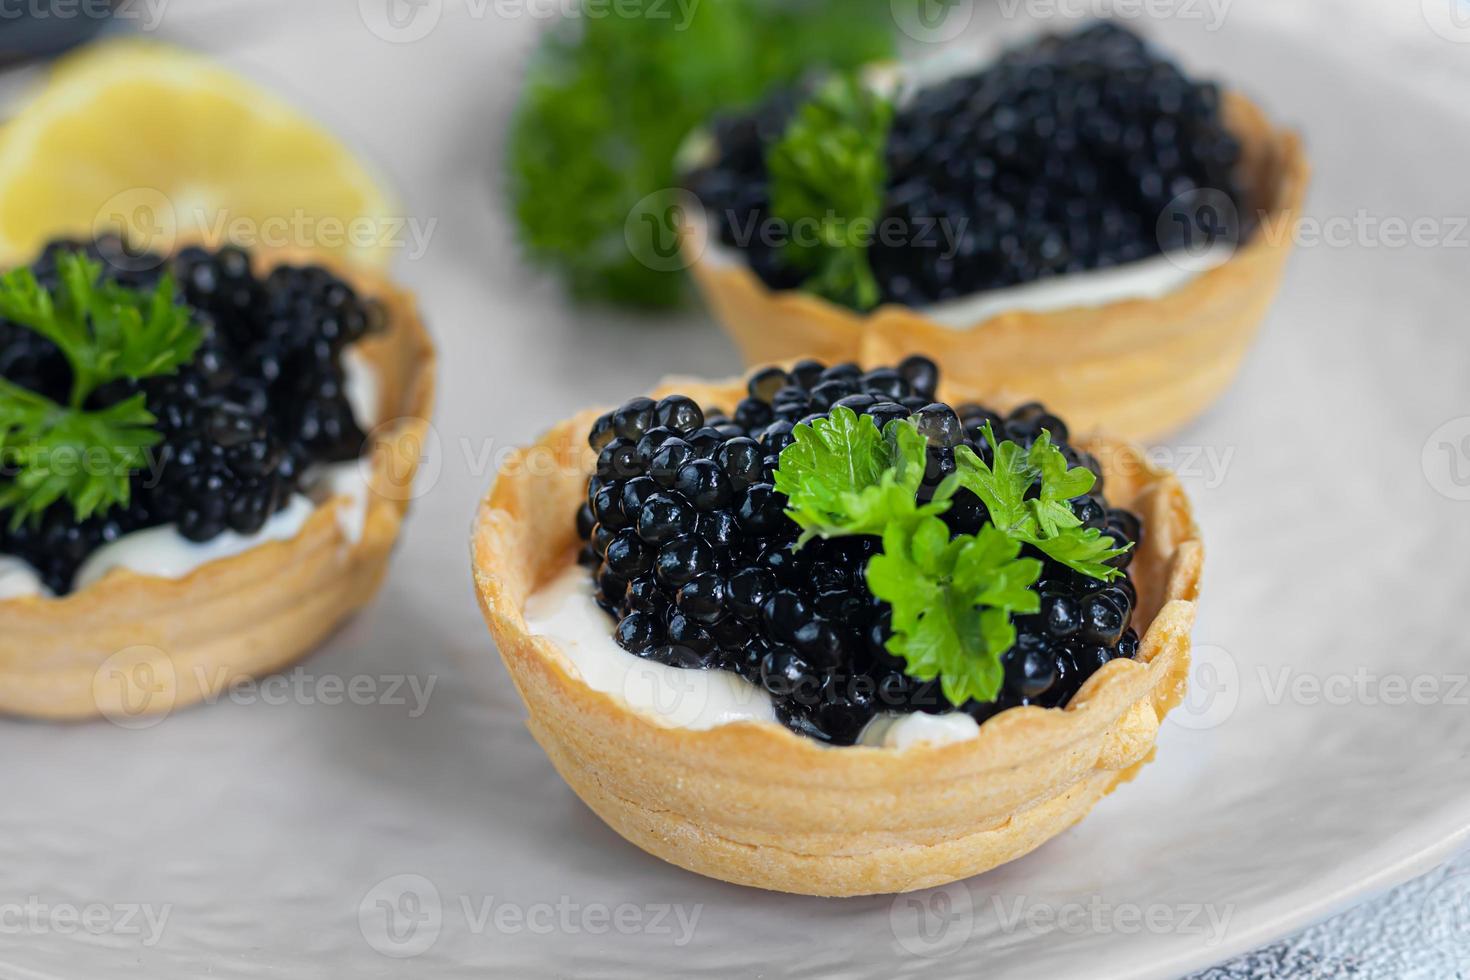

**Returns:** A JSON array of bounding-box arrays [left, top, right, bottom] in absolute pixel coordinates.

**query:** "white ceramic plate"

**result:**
[[2, 3, 1468, 978]]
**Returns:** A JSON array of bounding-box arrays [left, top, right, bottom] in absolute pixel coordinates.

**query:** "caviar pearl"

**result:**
[[0, 238, 382, 594], [685, 21, 1244, 308], [637, 494, 695, 544], [573, 359, 1143, 745]]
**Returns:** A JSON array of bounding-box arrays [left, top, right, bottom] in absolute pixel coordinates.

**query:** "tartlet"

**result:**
[[685, 28, 1309, 441], [0, 246, 435, 721], [472, 370, 1200, 897]]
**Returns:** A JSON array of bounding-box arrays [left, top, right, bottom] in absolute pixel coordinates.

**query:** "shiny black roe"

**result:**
[[0, 236, 384, 594], [685, 21, 1246, 308], [576, 356, 1144, 746]]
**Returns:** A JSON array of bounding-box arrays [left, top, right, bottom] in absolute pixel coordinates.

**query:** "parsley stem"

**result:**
[[68, 368, 95, 410]]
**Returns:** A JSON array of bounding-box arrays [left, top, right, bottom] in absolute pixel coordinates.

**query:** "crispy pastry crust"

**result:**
[[689, 91, 1310, 441], [0, 248, 435, 720], [471, 376, 1202, 897]]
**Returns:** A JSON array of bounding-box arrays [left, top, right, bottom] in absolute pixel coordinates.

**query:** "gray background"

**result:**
[[1, 1, 1468, 977]]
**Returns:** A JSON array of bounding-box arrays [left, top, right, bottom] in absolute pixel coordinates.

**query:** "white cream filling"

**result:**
[[0, 556, 51, 600], [311, 461, 372, 546], [858, 711, 979, 750], [74, 495, 318, 590], [343, 346, 381, 433], [687, 40, 1238, 328], [526, 565, 776, 731], [698, 215, 1231, 329], [917, 245, 1233, 329], [2, 346, 381, 597], [525, 564, 982, 749]]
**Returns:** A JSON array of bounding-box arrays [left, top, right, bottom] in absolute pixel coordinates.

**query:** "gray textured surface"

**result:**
[[1186, 850, 1470, 979], [1, 2, 1467, 978]]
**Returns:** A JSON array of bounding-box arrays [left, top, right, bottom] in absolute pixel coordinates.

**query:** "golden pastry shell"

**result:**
[[688, 91, 1309, 441], [471, 375, 1202, 897], [0, 247, 435, 721]]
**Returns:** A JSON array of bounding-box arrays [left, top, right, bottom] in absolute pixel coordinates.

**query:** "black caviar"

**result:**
[[686, 21, 1245, 307], [577, 356, 1142, 745], [0, 236, 383, 594]]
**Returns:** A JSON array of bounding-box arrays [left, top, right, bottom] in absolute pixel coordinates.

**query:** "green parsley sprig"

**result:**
[[953, 423, 1131, 581], [506, 0, 901, 309], [867, 519, 1042, 708], [766, 73, 893, 311], [771, 408, 1131, 706], [771, 405, 946, 546], [0, 252, 202, 528]]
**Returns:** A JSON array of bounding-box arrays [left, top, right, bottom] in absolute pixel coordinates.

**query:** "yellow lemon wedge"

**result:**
[[0, 40, 399, 268]]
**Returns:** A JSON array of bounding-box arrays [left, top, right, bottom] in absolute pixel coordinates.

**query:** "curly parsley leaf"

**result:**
[[0, 250, 201, 527], [773, 406, 948, 546], [954, 422, 1131, 580], [0, 254, 200, 408], [0, 386, 160, 528], [506, 0, 900, 309], [867, 518, 1042, 706], [766, 72, 893, 311]]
